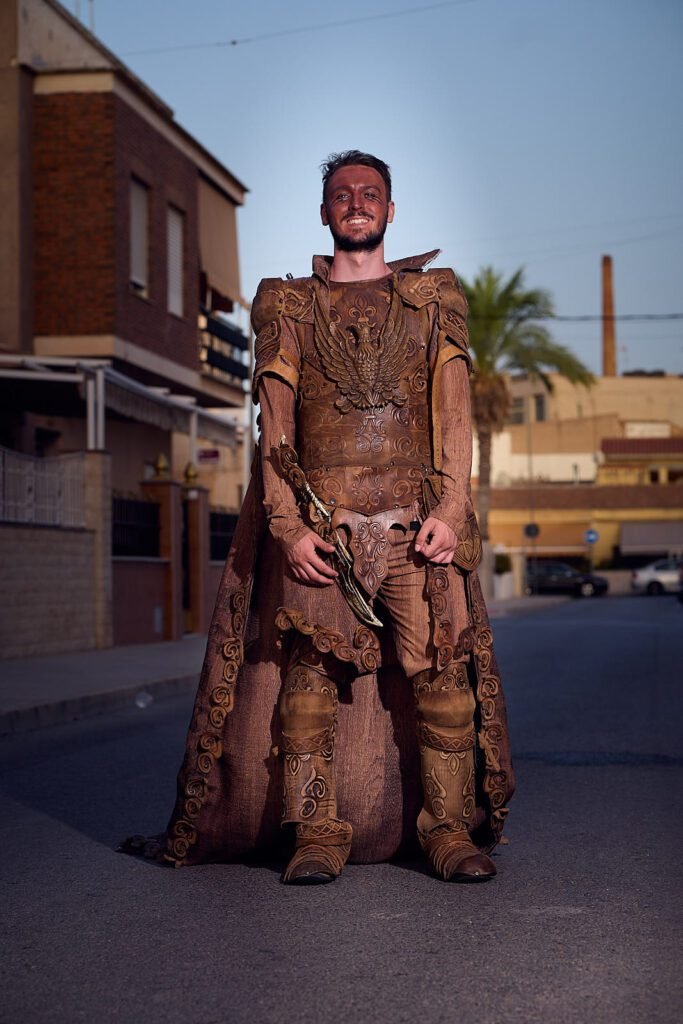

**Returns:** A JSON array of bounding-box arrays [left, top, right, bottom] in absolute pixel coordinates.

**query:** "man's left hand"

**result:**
[[414, 517, 457, 564]]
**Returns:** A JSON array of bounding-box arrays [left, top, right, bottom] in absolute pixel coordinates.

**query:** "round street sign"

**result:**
[[524, 523, 540, 539], [584, 528, 599, 544]]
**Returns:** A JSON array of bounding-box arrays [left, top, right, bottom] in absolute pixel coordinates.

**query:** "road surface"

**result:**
[[1, 595, 681, 1023]]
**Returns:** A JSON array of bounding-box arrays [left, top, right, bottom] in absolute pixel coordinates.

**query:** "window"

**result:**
[[534, 393, 546, 422], [130, 178, 149, 296], [507, 397, 525, 425], [167, 206, 184, 317]]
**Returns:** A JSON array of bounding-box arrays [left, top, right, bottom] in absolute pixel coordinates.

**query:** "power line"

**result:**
[[120, 0, 476, 56], [552, 314, 683, 323], [470, 313, 683, 323]]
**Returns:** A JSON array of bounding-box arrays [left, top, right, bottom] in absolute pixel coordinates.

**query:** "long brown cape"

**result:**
[[136, 453, 514, 868]]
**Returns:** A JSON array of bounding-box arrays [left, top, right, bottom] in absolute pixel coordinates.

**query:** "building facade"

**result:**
[[0, 0, 250, 656], [473, 372, 683, 580]]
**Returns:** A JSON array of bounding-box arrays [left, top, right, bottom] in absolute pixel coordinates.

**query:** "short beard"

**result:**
[[328, 214, 389, 253]]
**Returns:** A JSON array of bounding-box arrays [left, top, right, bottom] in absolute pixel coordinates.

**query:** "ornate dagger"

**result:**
[[273, 437, 383, 628]]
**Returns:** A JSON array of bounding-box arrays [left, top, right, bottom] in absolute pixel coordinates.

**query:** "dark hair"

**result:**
[[321, 150, 392, 201]]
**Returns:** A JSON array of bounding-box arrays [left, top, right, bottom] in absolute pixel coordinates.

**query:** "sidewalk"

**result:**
[[0, 595, 569, 736], [0, 635, 206, 737]]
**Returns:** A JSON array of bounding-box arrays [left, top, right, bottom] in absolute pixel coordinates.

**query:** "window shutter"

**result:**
[[167, 206, 184, 317], [130, 179, 148, 293]]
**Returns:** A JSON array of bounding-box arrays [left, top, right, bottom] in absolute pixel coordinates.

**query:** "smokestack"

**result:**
[[601, 254, 617, 377]]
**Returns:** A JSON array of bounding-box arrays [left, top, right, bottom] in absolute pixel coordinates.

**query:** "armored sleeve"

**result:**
[[428, 355, 472, 538], [258, 374, 310, 551], [435, 269, 472, 371], [428, 269, 472, 473], [251, 278, 302, 397]]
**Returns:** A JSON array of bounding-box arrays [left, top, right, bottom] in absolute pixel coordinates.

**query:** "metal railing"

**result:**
[[112, 497, 160, 558], [0, 446, 86, 527]]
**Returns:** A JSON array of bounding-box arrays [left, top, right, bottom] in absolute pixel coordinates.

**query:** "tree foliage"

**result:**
[[460, 266, 595, 539]]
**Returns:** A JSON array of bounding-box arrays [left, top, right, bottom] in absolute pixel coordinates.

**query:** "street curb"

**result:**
[[0, 597, 576, 737], [488, 596, 572, 619], [0, 672, 199, 738]]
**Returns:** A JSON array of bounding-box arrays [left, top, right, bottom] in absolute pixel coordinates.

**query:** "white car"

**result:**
[[631, 558, 683, 596]]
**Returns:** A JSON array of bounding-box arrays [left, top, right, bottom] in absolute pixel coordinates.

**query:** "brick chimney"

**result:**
[[601, 254, 617, 376]]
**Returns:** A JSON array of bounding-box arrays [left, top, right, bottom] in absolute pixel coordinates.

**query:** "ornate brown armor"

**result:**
[[252, 252, 478, 601], [299, 275, 432, 517], [252, 252, 472, 476]]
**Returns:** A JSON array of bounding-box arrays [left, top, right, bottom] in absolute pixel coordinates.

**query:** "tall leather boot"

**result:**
[[413, 665, 496, 883], [279, 662, 352, 885]]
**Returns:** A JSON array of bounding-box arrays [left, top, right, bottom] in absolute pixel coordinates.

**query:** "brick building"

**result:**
[[0, 0, 250, 656]]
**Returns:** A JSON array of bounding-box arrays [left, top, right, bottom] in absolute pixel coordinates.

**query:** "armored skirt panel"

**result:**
[[296, 276, 434, 516]]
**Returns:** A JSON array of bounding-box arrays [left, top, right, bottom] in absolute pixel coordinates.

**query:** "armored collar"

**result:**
[[311, 249, 441, 285]]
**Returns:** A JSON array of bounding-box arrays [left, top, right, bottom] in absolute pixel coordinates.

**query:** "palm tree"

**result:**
[[461, 266, 595, 543]]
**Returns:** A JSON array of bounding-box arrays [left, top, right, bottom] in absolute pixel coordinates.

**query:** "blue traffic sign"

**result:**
[[584, 528, 599, 544]]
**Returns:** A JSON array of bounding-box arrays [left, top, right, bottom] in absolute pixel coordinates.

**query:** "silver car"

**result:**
[[631, 558, 683, 596]]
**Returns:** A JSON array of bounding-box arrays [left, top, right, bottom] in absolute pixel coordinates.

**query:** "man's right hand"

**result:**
[[285, 530, 338, 586]]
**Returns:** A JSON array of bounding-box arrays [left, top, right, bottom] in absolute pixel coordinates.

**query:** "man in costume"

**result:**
[[122, 151, 513, 884], [249, 150, 511, 885]]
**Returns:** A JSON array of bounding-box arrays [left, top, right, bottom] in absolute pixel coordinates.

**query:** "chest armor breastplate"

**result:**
[[296, 278, 433, 515]]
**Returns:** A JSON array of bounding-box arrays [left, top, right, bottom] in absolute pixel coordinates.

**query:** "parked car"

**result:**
[[630, 558, 683, 596], [526, 561, 609, 598]]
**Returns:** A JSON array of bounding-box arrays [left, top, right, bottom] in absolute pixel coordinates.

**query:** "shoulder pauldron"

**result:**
[[397, 267, 470, 366], [252, 277, 313, 396], [251, 277, 313, 333]]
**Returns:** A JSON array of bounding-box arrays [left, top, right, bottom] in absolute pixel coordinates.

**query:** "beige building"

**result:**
[[470, 372, 683, 584], [597, 437, 683, 487], [473, 372, 683, 487]]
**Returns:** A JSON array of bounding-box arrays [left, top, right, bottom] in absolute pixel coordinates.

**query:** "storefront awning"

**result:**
[[620, 520, 683, 554]]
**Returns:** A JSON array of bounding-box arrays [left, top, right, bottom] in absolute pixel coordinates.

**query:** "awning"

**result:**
[[0, 357, 240, 450], [106, 376, 190, 434], [620, 520, 683, 554], [104, 370, 237, 447], [198, 177, 241, 305]]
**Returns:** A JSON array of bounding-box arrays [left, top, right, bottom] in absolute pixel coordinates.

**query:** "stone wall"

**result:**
[[0, 450, 111, 659], [0, 524, 97, 657]]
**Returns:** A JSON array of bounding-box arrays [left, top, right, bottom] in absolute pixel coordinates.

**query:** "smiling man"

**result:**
[[125, 151, 513, 886], [249, 151, 513, 884]]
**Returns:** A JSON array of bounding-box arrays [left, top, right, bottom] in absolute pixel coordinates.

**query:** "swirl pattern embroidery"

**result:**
[[274, 608, 380, 673], [424, 767, 448, 820], [355, 414, 387, 454], [300, 767, 329, 819], [468, 573, 513, 845], [351, 467, 385, 510], [351, 519, 388, 597], [165, 585, 247, 865]]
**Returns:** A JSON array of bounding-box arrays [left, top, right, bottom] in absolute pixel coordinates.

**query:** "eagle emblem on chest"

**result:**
[[313, 285, 411, 413]]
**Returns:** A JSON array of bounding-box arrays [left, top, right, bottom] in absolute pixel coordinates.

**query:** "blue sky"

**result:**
[[86, 0, 682, 374]]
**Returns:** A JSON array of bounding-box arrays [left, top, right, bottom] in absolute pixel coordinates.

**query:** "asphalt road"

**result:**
[[1, 595, 682, 1024]]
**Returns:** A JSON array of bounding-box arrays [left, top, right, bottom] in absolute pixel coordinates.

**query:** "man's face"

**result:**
[[321, 165, 395, 253]]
